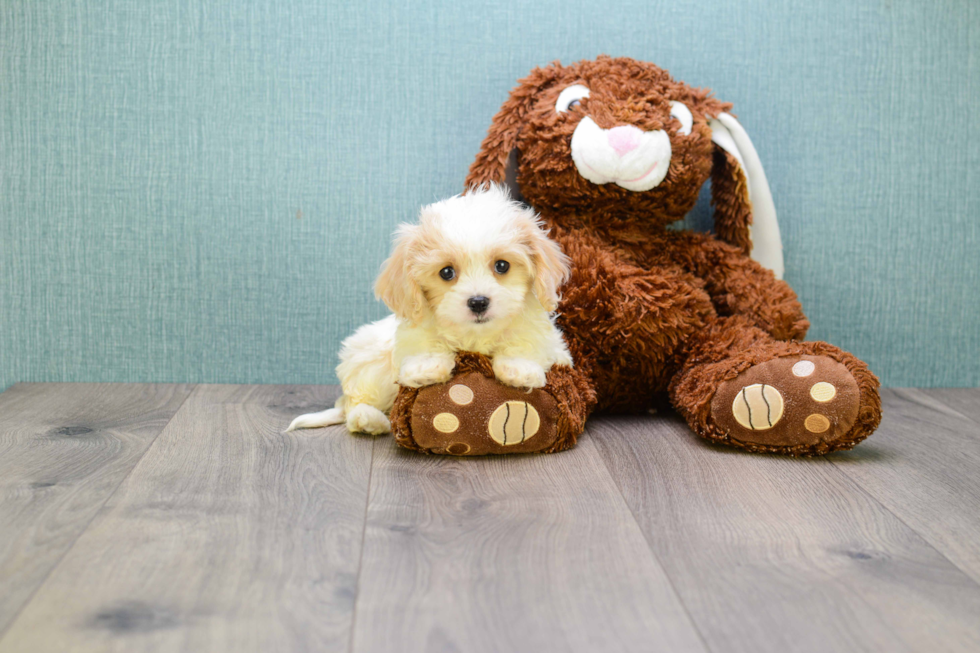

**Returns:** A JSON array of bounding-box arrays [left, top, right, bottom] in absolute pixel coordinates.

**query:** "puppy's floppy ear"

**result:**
[[374, 225, 428, 325], [709, 113, 785, 279], [518, 211, 570, 312], [465, 64, 562, 190]]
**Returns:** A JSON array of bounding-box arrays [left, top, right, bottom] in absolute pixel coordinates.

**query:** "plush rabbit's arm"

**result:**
[[669, 231, 809, 342]]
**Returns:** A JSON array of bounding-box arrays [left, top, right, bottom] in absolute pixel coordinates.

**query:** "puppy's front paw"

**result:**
[[399, 354, 456, 388], [493, 357, 547, 389]]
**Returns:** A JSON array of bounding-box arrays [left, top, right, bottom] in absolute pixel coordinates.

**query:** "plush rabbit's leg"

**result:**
[[667, 232, 810, 341], [669, 316, 881, 455], [389, 352, 596, 456]]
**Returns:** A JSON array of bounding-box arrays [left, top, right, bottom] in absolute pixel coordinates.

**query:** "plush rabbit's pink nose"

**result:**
[[607, 125, 643, 157]]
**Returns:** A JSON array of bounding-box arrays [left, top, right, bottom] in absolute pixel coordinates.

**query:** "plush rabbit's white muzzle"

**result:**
[[570, 117, 672, 192]]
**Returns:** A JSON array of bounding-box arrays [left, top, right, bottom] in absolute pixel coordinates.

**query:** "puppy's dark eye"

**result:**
[[439, 266, 455, 281], [494, 260, 510, 274], [568, 99, 581, 110]]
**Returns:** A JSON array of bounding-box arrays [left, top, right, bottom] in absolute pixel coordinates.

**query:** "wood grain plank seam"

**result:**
[[822, 453, 980, 592], [590, 431, 714, 653], [346, 435, 377, 653], [920, 388, 980, 428], [0, 384, 197, 647]]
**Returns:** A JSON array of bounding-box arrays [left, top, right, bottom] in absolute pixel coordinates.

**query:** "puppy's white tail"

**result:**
[[287, 314, 399, 435], [285, 407, 345, 432]]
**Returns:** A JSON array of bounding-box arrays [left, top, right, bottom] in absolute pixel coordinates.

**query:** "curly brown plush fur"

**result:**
[[396, 55, 881, 456]]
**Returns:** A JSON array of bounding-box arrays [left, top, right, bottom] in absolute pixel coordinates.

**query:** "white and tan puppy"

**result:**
[[286, 184, 573, 435]]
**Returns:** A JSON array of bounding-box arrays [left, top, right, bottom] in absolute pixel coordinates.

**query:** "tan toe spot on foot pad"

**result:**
[[433, 413, 460, 433], [487, 401, 540, 445], [448, 384, 474, 405], [804, 414, 831, 433], [792, 360, 815, 377], [731, 384, 784, 430], [809, 382, 836, 402]]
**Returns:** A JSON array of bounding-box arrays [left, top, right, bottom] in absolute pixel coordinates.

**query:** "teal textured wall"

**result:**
[[2, 0, 978, 391]]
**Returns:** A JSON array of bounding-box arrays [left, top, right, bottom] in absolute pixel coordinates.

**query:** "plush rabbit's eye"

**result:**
[[669, 101, 693, 136], [494, 260, 510, 274], [556, 85, 590, 114], [439, 266, 455, 281]]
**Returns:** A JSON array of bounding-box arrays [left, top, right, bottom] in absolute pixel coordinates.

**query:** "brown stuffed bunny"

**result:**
[[391, 56, 881, 456]]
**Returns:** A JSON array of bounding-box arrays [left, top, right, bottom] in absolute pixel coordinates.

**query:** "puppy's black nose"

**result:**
[[467, 296, 490, 314]]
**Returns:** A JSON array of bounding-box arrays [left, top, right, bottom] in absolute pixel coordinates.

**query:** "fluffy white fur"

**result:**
[[286, 185, 573, 435]]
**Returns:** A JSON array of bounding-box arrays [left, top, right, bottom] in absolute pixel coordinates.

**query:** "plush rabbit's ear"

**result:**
[[709, 113, 784, 279], [465, 65, 561, 192]]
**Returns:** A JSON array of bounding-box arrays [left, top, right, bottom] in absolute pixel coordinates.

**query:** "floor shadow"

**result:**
[[825, 443, 898, 464], [683, 426, 898, 465]]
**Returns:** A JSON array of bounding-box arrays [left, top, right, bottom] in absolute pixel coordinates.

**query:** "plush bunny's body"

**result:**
[[391, 57, 881, 456]]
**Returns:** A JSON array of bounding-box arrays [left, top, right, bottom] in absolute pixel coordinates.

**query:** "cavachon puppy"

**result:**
[[287, 185, 573, 436], [390, 56, 881, 456]]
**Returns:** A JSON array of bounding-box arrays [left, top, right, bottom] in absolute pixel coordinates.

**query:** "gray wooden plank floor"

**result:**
[[0, 384, 192, 634], [827, 389, 980, 585], [0, 384, 368, 653], [353, 433, 705, 653], [590, 412, 980, 653], [0, 383, 979, 653]]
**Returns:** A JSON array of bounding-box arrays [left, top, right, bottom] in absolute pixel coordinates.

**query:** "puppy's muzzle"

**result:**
[[467, 296, 490, 315]]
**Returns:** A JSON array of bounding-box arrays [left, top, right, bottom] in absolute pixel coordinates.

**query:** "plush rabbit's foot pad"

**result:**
[[389, 352, 595, 456], [405, 373, 559, 455], [711, 355, 861, 449]]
